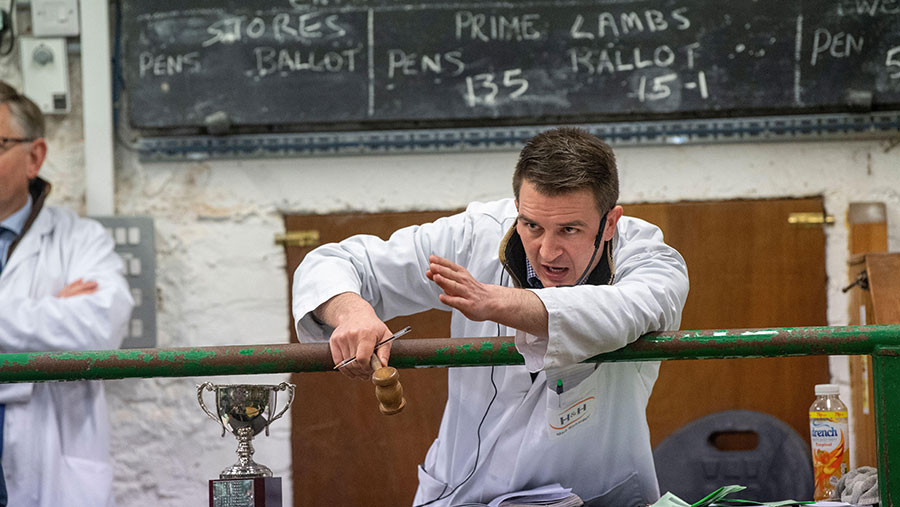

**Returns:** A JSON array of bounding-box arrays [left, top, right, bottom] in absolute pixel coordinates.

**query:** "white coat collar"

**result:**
[[2, 205, 54, 276]]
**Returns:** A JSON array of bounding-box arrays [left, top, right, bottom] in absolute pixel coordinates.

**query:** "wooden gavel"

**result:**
[[370, 354, 406, 415]]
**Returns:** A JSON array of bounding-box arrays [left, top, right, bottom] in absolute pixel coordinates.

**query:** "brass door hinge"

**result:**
[[788, 212, 835, 226], [274, 230, 320, 247]]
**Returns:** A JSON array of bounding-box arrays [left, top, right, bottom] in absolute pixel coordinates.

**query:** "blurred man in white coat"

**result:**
[[293, 128, 689, 506], [0, 81, 133, 506]]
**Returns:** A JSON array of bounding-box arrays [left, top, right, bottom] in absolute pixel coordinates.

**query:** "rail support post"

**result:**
[[873, 347, 900, 506]]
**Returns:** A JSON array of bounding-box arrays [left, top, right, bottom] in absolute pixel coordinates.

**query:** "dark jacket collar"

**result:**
[[498, 224, 613, 288], [6, 177, 51, 263]]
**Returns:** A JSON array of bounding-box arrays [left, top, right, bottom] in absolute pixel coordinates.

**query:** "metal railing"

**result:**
[[2, 324, 897, 503]]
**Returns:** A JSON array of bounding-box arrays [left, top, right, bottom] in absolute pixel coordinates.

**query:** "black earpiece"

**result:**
[[594, 209, 609, 247], [572, 210, 609, 287], [415, 268, 505, 506]]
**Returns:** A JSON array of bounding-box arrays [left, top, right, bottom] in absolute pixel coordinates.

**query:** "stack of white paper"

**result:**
[[487, 483, 583, 507]]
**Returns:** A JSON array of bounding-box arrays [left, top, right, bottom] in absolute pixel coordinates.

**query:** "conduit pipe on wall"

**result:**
[[79, 0, 115, 215]]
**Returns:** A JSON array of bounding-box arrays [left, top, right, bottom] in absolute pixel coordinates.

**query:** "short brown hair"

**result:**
[[0, 80, 45, 139], [513, 128, 618, 213]]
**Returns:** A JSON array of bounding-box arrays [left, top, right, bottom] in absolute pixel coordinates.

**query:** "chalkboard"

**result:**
[[121, 0, 900, 133]]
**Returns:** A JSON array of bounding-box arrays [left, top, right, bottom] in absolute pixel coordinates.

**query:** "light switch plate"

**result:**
[[19, 37, 70, 114], [32, 0, 79, 37]]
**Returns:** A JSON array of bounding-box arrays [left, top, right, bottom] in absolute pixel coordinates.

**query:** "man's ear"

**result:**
[[25, 138, 47, 179], [602, 205, 624, 242], [514, 199, 519, 211]]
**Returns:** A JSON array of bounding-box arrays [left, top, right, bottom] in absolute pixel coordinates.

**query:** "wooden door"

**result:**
[[624, 198, 830, 448], [283, 197, 830, 505], [283, 211, 459, 507], [847, 202, 887, 468]]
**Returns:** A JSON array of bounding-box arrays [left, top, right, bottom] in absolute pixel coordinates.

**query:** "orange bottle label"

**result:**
[[809, 413, 850, 500]]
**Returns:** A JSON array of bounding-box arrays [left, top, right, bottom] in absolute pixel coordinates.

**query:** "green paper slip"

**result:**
[[693, 485, 747, 506], [711, 501, 812, 506], [650, 485, 814, 507], [651, 492, 692, 507]]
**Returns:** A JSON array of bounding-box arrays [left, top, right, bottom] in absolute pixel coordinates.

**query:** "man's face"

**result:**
[[515, 179, 618, 287], [0, 104, 43, 221]]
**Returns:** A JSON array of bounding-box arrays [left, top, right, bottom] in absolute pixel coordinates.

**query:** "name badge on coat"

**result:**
[[545, 363, 602, 440]]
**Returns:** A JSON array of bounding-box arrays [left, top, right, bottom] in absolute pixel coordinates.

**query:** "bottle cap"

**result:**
[[815, 384, 840, 395]]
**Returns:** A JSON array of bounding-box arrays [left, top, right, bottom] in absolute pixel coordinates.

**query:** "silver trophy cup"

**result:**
[[197, 382, 295, 478]]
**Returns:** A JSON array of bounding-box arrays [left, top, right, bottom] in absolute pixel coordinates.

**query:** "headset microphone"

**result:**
[[571, 210, 609, 287]]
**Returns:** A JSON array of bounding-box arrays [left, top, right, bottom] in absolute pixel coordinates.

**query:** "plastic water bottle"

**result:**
[[809, 384, 850, 500]]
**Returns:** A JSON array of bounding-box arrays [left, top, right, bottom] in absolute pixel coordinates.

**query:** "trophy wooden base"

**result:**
[[209, 477, 282, 507]]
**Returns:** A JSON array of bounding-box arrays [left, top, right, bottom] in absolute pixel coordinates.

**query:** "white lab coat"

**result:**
[[0, 205, 133, 507], [293, 198, 688, 506]]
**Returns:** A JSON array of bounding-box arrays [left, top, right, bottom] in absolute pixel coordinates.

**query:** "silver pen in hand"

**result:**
[[332, 326, 413, 370]]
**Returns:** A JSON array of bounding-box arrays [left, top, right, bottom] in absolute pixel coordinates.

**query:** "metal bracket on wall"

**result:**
[[92, 215, 157, 349], [135, 111, 900, 162]]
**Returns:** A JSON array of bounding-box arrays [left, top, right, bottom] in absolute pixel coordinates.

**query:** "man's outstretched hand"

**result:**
[[426, 255, 503, 322], [427, 254, 549, 339]]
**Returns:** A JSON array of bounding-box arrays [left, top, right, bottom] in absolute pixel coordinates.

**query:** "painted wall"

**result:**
[[3, 47, 899, 506], [107, 119, 900, 507]]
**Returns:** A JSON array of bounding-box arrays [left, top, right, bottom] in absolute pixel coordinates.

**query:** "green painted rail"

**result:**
[[1, 324, 898, 504], [1, 325, 898, 382]]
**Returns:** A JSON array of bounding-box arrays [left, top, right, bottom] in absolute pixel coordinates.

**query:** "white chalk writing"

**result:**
[[887, 46, 900, 78], [203, 13, 347, 47], [464, 68, 529, 107], [455, 11, 542, 41], [254, 45, 362, 76], [569, 8, 690, 39], [630, 71, 708, 102], [387, 49, 465, 79], [568, 43, 700, 75], [273, 12, 347, 42], [139, 51, 201, 77], [810, 28, 864, 66], [851, 0, 900, 15], [289, 0, 348, 7]]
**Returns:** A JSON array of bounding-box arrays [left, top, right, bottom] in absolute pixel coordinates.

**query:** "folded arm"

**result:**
[[0, 223, 133, 354]]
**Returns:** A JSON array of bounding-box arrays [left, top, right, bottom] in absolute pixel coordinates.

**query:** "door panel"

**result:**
[[624, 198, 830, 447], [284, 211, 458, 507]]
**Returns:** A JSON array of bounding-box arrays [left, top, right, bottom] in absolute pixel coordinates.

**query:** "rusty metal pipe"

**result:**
[[1, 325, 899, 383]]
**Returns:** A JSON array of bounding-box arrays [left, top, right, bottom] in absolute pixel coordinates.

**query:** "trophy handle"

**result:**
[[268, 382, 295, 428], [197, 382, 226, 437]]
